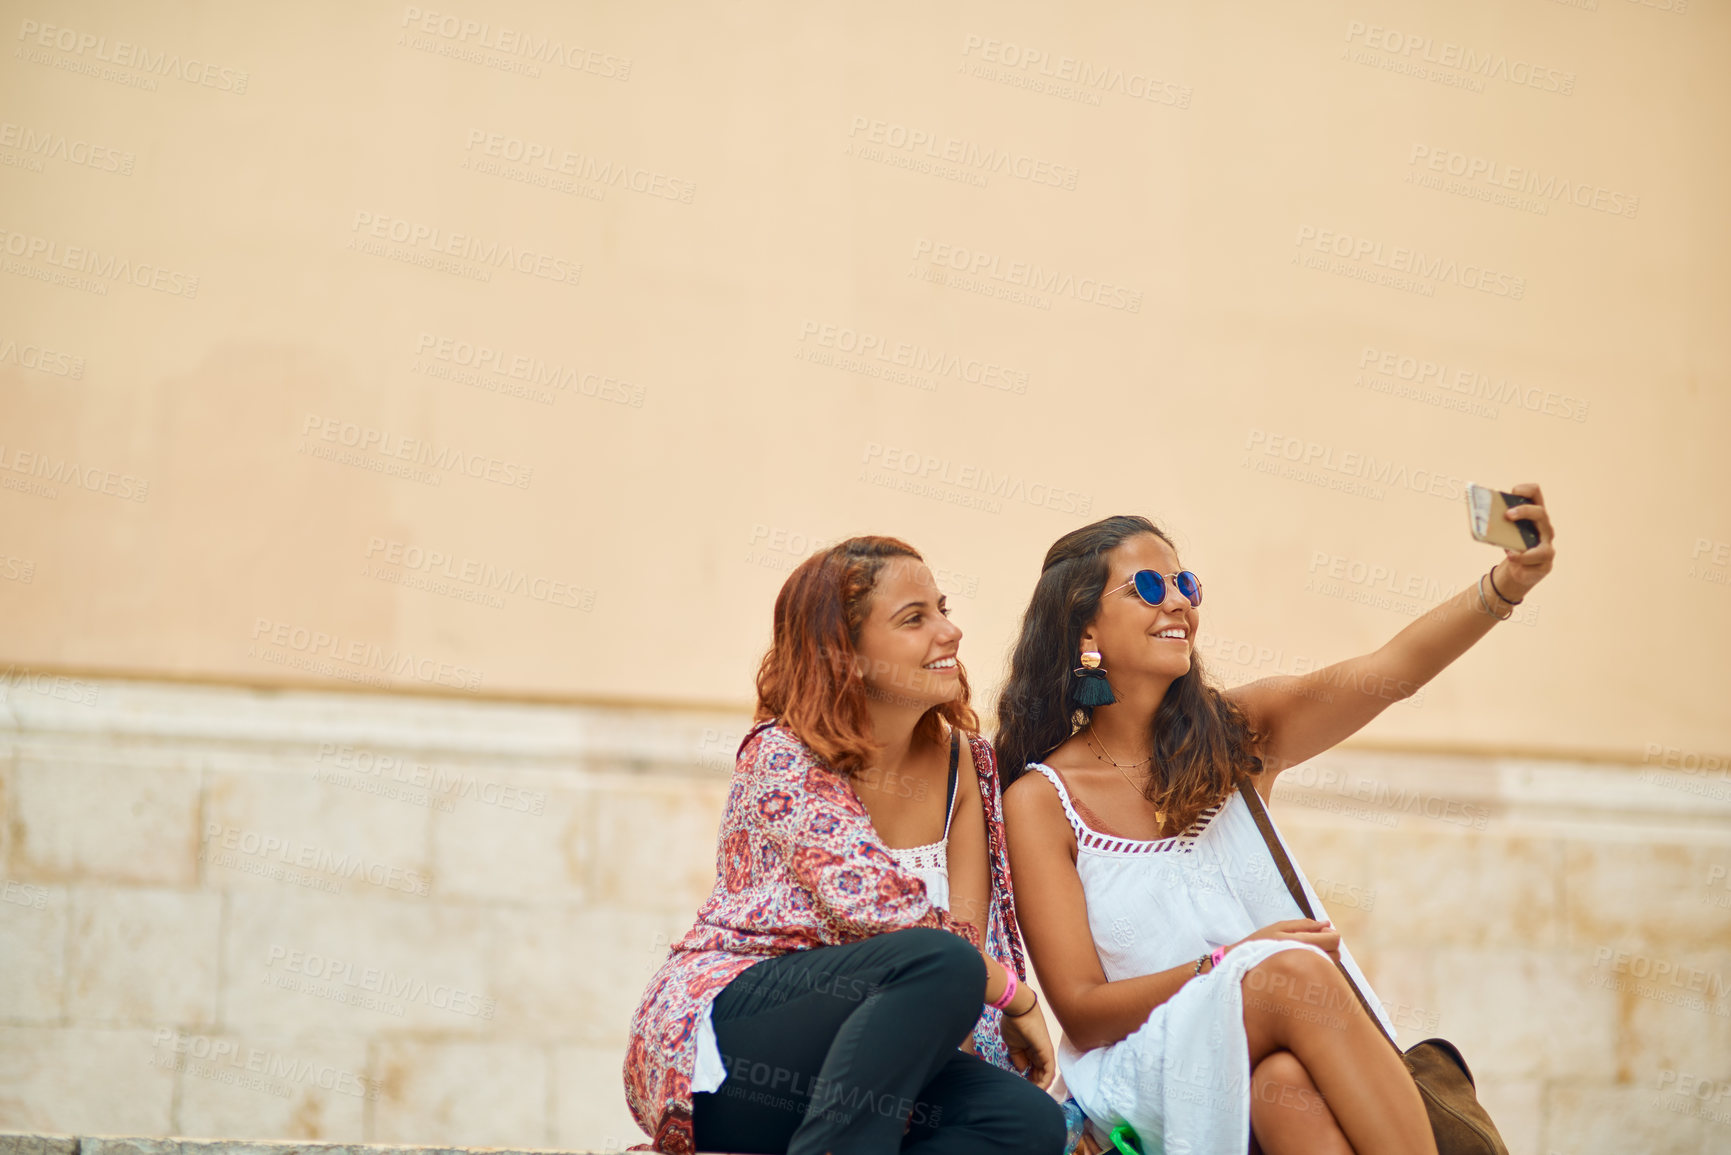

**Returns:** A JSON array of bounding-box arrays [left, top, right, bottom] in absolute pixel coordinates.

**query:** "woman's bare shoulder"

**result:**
[[1003, 764, 1062, 815], [1002, 766, 1079, 866]]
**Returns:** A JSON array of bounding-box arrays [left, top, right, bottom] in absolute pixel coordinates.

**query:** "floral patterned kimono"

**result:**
[[623, 719, 1032, 1152]]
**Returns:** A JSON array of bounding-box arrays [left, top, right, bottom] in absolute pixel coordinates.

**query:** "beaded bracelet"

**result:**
[[1193, 945, 1227, 975]]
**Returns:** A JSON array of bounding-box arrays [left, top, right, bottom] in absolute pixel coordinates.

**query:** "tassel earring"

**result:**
[[1072, 648, 1116, 708]]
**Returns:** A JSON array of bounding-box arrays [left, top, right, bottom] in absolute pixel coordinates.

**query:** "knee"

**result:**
[[885, 926, 987, 1001], [1242, 946, 1342, 1008], [875, 927, 986, 1041], [1250, 1051, 1331, 1128], [1252, 1050, 1311, 1097]]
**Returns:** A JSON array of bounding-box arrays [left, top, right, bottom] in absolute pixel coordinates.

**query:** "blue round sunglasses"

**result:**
[[1105, 569, 1203, 607]]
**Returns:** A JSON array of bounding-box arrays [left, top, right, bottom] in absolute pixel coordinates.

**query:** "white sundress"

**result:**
[[1027, 763, 1395, 1155]]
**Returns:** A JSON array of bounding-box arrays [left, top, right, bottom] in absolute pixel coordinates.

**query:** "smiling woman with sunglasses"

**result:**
[[996, 496, 1554, 1155]]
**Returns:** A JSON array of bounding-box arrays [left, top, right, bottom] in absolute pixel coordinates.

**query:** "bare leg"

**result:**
[[1240, 949, 1435, 1155], [1247, 1050, 1352, 1155]]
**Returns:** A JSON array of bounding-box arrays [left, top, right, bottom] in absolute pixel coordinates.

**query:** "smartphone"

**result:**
[[1466, 483, 1540, 551]]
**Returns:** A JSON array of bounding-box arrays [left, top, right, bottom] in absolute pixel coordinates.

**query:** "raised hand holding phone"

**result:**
[[1470, 481, 1556, 605], [1466, 482, 1541, 551]]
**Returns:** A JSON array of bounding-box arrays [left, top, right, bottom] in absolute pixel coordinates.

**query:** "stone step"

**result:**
[[0, 1138, 635, 1155]]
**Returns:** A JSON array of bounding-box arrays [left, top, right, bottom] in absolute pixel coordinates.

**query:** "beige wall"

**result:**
[[0, 0, 1726, 759]]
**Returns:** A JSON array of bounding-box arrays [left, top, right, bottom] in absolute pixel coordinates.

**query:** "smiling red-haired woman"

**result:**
[[753, 536, 978, 777], [623, 536, 1067, 1155]]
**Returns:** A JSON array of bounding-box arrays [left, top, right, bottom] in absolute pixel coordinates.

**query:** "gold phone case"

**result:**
[[1466, 483, 1532, 551]]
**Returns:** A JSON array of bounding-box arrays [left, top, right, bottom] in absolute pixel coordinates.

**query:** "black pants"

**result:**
[[691, 926, 1067, 1155]]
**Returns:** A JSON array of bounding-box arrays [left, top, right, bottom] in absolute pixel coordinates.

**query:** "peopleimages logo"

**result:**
[[1343, 20, 1575, 95], [399, 7, 631, 79], [264, 944, 496, 1018], [300, 413, 534, 489], [201, 822, 433, 896], [151, 1030, 381, 1101], [1407, 145, 1638, 219], [846, 116, 1079, 190], [464, 130, 694, 203], [958, 35, 1192, 108], [349, 211, 581, 286], [0, 121, 134, 174], [413, 332, 644, 407], [363, 536, 595, 611], [798, 321, 1029, 394], [0, 443, 149, 501], [860, 442, 1092, 515], [911, 239, 1143, 312], [1356, 345, 1588, 422], [315, 742, 549, 815], [1294, 226, 1525, 300], [1242, 428, 1471, 503], [249, 617, 484, 692], [0, 226, 200, 298], [15, 19, 250, 92], [0, 335, 85, 379]]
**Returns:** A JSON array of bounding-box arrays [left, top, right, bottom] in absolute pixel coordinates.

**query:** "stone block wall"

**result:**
[[1, 674, 1726, 1152]]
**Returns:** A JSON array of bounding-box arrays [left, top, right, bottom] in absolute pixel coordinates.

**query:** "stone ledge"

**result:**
[[0, 673, 754, 773], [0, 1136, 633, 1155], [7, 674, 1724, 830]]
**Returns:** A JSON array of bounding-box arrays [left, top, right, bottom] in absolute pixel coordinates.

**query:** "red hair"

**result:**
[[751, 536, 979, 777]]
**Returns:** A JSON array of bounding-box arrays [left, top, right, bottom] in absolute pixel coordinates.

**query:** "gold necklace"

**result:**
[[1085, 728, 1167, 829], [1086, 726, 1150, 771]]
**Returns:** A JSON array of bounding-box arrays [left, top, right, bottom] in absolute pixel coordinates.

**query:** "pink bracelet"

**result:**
[[1210, 946, 1226, 970], [988, 968, 1019, 1011]]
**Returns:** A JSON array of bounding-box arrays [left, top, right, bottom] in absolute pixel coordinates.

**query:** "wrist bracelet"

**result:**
[[1193, 952, 1210, 975], [1487, 567, 1523, 606], [988, 968, 1018, 1011], [1476, 573, 1513, 621], [1210, 945, 1227, 970]]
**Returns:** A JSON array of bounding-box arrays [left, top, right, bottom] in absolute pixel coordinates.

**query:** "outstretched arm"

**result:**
[[1227, 482, 1556, 792]]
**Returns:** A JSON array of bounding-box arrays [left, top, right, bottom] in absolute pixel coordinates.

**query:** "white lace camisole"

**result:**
[[882, 739, 961, 913]]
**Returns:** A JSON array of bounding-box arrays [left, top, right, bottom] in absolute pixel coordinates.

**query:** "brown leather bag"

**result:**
[[1237, 778, 1509, 1155]]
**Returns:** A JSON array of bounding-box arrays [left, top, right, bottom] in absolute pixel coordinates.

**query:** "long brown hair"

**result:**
[[994, 515, 1262, 831], [753, 535, 979, 778]]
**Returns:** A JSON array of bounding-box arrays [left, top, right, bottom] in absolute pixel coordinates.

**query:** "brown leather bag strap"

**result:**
[[1236, 777, 1402, 1052]]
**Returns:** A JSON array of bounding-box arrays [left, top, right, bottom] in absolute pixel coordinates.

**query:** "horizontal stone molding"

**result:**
[[0, 674, 753, 777], [2, 674, 1726, 838]]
